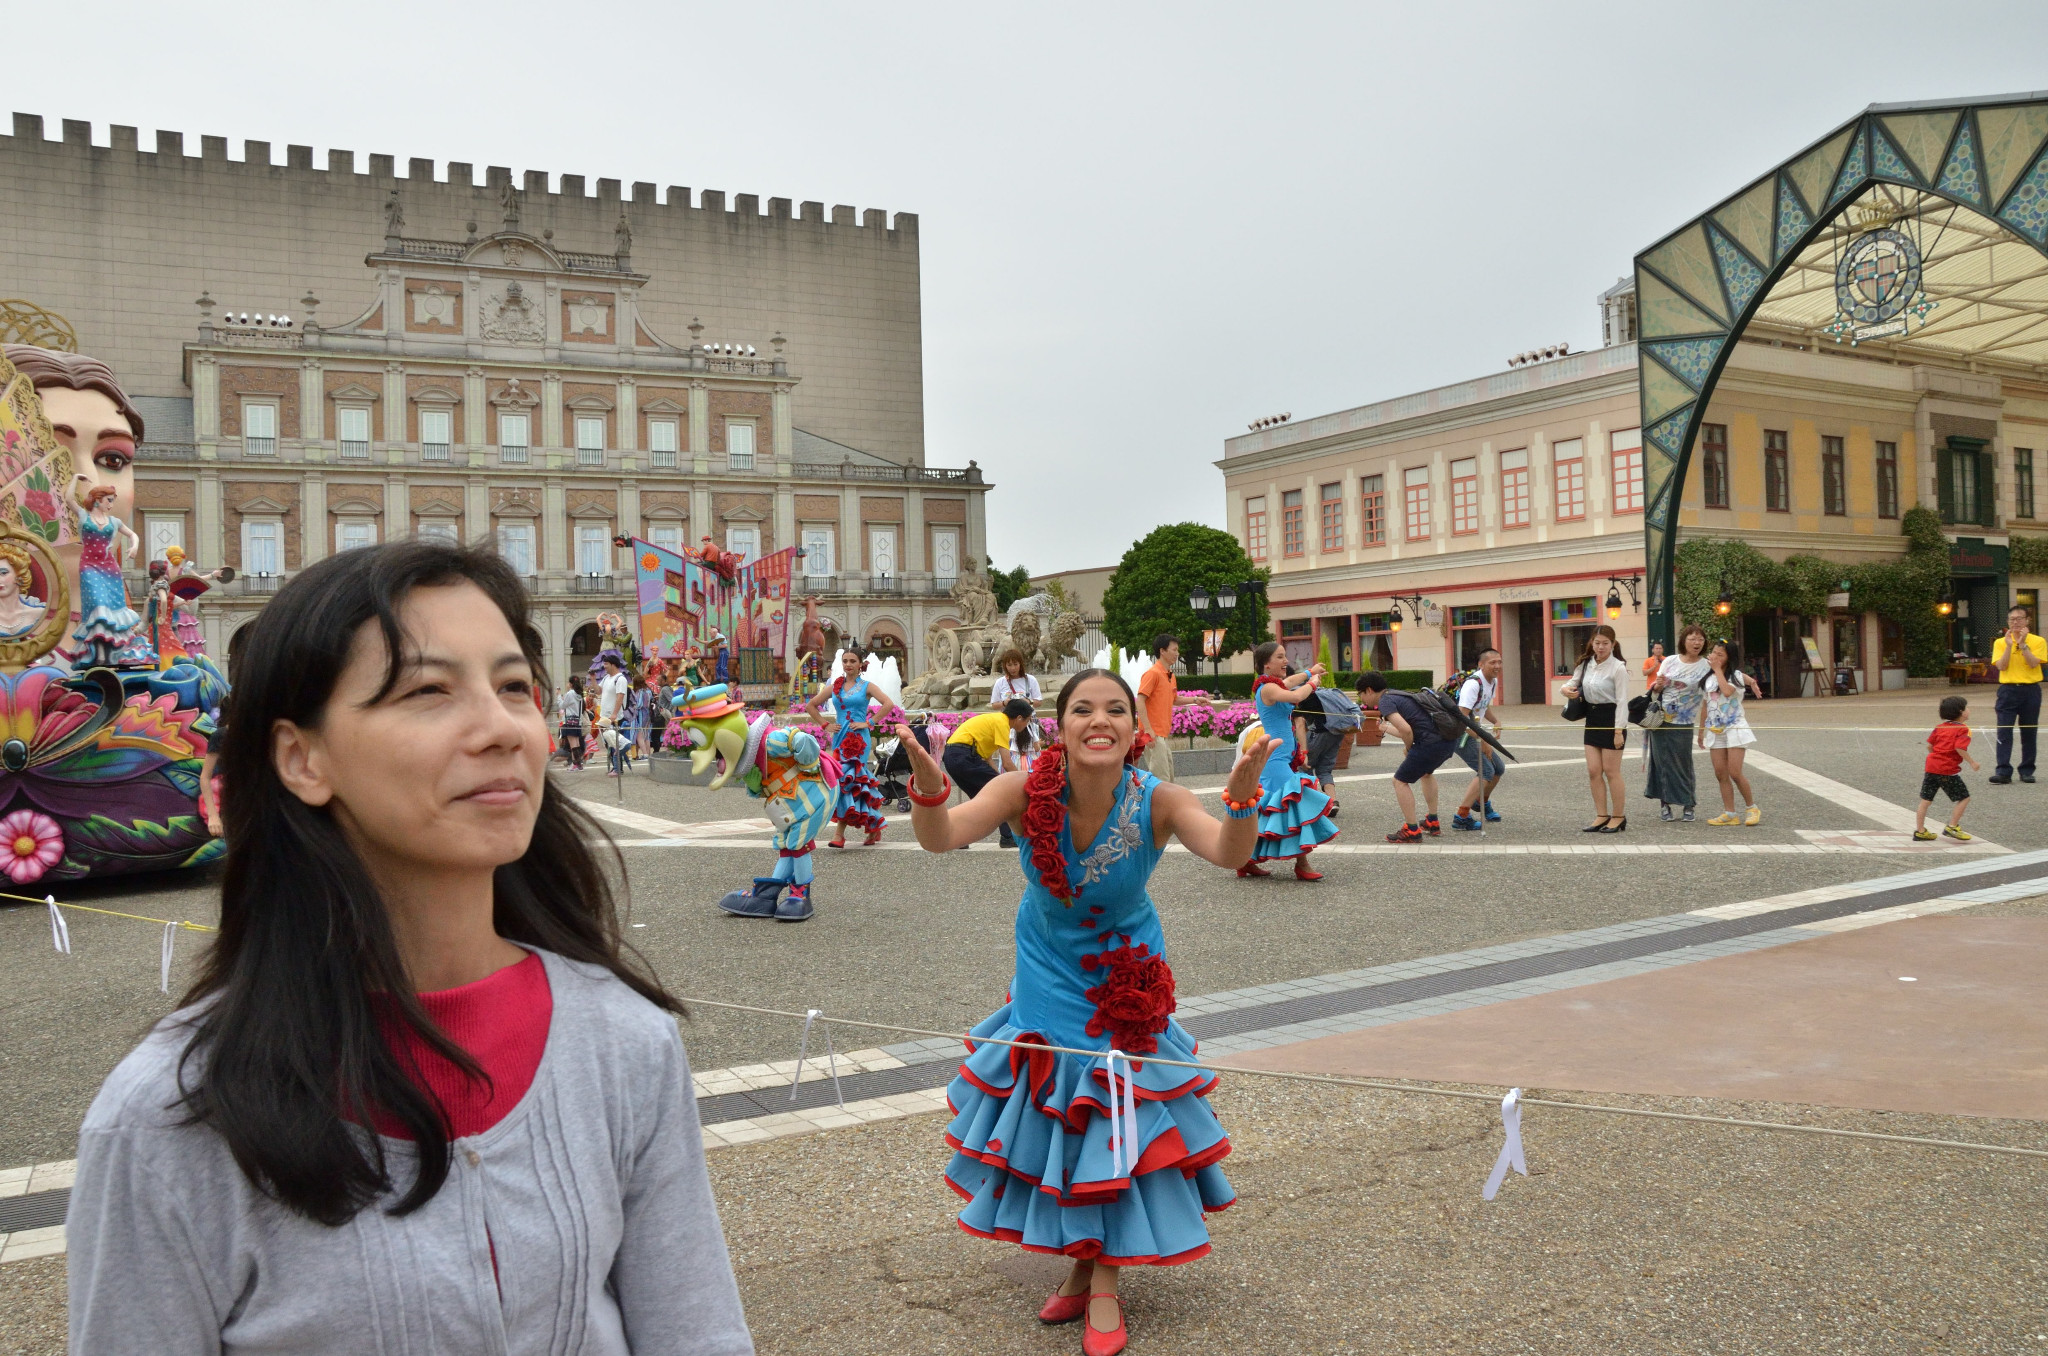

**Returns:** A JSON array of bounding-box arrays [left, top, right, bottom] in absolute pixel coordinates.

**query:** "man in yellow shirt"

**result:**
[[944, 699, 1036, 847], [1990, 604, 2047, 784]]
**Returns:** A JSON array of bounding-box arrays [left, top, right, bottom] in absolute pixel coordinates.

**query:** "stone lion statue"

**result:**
[[1041, 610, 1087, 671]]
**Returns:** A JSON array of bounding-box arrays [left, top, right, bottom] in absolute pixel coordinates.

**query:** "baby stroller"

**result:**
[[874, 715, 933, 812]]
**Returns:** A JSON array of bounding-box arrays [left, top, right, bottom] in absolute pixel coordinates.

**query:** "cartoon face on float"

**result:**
[[39, 386, 135, 527]]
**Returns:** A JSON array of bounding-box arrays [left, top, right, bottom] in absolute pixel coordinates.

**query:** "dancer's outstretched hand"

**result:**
[[1225, 733, 1276, 807], [896, 719, 946, 798]]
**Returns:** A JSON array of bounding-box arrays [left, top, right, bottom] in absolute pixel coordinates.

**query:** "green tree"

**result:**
[[984, 559, 1033, 612], [1101, 523, 1269, 672]]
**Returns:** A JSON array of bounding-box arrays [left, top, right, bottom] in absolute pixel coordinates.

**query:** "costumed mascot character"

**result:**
[[670, 683, 837, 923]]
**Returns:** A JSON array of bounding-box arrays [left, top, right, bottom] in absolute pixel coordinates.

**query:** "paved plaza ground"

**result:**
[[3, 688, 2047, 1352]]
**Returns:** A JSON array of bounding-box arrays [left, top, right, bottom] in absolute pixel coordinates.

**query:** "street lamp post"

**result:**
[[1189, 579, 1264, 680]]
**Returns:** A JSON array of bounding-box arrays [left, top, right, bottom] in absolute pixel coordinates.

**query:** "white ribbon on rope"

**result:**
[[1482, 1087, 1527, 1200], [46, 895, 70, 955], [1101, 1050, 1142, 1179], [789, 1008, 845, 1110], [160, 922, 177, 995]]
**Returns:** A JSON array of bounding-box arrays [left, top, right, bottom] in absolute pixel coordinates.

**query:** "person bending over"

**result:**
[[1357, 670, 1458, 843], [944, 699, 1036, 848]]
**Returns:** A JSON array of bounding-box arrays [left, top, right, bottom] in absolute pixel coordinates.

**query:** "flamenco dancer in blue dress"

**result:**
[[803, 648, 900, 848], [900, 668, 1276, 1356], [1236, 641, 1339, 881]]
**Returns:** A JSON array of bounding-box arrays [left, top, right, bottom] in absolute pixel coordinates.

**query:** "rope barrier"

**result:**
[[675, 994, 2048, 1162]]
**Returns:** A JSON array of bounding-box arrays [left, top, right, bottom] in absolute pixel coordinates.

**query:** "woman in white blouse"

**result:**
[[988, 648, 1042, 708], [1559, 623, 1630, 833]]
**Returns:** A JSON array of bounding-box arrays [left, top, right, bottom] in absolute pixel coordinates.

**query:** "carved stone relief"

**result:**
[[481, 281, 544, 343]]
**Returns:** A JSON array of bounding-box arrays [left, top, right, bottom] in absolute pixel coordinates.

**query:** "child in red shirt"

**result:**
[[1916, 694, 1981, 841]]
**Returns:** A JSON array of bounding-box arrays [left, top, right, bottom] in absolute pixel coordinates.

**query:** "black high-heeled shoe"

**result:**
[[1597, 816, 1628, 834], [1581, 817, 1612, 833]]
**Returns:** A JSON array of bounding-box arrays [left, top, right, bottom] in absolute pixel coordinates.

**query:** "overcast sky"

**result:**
[[14, 3, 2048, 574]]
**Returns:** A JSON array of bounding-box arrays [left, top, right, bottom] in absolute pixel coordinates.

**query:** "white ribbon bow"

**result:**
[[161, 922, 177, 996], [789, 1008, 845, 1111], [46, 895, 70, 955], [1102, 1050, 1142, 1179], [1482, 1087, 1528, 1200]]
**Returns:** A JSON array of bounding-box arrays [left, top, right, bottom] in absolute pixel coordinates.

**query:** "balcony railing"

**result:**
[[576, 446, 605, 467], [421, 442, 453, 463], [240, 573, 283, 595], [137, 442, 197, 462], [574, 573, 615, 594], [500, 444, 530, 465], [339, 439, 371, 461], [244, 436, 276, 458], [794, 461, 984, 484]]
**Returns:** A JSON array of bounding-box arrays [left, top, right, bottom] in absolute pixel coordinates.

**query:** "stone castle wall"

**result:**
[[0, 114, 926, 464]]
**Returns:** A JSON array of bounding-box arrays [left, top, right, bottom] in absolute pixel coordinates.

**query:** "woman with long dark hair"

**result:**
[[897, 669, 1274, 1356], [1558, 622, 1630, 832], [1699, 637, 1765, 825], [1645, 624, 1710, 822], [69, 540, 751, 1354]]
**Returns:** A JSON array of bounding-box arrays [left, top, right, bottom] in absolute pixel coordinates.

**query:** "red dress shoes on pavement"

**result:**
[[1293, 858, 1323, 881], [1039, 1288, 1089, 1325], [1082, 1294, 1128, 1356], [1236, 861, 1272, 878]]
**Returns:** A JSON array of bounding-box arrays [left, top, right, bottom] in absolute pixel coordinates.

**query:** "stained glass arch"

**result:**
[[1636, 92, 2048, 644]]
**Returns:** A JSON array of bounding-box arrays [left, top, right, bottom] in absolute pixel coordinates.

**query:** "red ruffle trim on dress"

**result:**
[[949, 1211, 1221, 1267]]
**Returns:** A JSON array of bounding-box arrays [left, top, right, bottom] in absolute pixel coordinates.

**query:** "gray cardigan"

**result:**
[[68, 948, 754, 1356]]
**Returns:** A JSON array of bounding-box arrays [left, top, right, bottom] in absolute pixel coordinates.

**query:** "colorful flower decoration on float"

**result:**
[[0, 808, 62, 883]]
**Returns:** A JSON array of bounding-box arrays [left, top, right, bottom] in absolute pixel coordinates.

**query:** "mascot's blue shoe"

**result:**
[[774, 883, 814, 923], [718, 877, 786, 918]]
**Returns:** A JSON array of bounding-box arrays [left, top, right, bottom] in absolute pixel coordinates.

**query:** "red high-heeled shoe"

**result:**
[[862, 825, 885, 846], [1236, 862, 1272, 878], [825, 839, 847, 849], [1082, 1293, 1127, 1356], [1038, 1287, 1088, 1325], [1294, 859, 1323, 881]]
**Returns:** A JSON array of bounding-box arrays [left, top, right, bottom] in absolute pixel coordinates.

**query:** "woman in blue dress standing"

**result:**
[[805, 648, 901, 847], [899, 668, 1274, 1356], [1237, 641, 1339, 880]]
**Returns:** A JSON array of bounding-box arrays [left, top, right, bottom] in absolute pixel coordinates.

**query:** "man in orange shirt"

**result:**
[[1136, 633, 1203, 782]]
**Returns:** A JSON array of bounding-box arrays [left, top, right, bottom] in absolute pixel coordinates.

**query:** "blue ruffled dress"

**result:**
[[945, 768, 1235, 1265], [1248, 680, 1338, 862], [825, 678, 886, 832]]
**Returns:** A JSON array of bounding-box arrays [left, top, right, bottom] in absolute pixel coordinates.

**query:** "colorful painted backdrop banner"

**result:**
[[0, 355, 79, 545], [632, 539, 799, 663]]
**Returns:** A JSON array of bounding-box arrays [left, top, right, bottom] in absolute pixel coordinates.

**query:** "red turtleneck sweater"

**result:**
[[372, 951, 553, 1140]]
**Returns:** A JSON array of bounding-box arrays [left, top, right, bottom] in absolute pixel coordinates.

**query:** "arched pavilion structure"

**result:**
[[1638, 92, 2048, 645]]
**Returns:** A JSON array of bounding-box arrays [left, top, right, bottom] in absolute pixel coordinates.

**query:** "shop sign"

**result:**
[[1497, 585, 1542, 602]]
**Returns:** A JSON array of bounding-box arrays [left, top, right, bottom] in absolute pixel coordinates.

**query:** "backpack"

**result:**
[[1437, 669, 1479, 702], [1407, 688, 1467, 742], [1318, 686, 1363, 732]]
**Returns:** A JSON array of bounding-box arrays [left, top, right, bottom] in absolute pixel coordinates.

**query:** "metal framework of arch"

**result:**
[[1636, 91, 2048, 645]]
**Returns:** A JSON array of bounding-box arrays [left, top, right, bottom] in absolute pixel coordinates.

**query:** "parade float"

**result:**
[[0, 346, 227, 885]]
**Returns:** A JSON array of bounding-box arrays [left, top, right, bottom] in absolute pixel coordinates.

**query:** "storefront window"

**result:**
[[1880, 618, 1905, 669], [1279, 618, 1313, 670], [1551, 597, 1597, 674], [1357, 612, 1395, 672], [1832, 613, 1862, 692], [1451, 604, 1493, 670]]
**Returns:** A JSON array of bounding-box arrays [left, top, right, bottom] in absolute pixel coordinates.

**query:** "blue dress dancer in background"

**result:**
[[899, 668, 1276, 1356], [804, 649, 899, 848], [1238, 640, 1338, 881]]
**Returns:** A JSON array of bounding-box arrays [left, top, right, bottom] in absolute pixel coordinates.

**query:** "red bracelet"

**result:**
[[907, 773, 953, 808]]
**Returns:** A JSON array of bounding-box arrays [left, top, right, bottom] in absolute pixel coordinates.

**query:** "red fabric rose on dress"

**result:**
[[1022, 744, 1073, 902], [1082, 937, 1176, 1055]]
